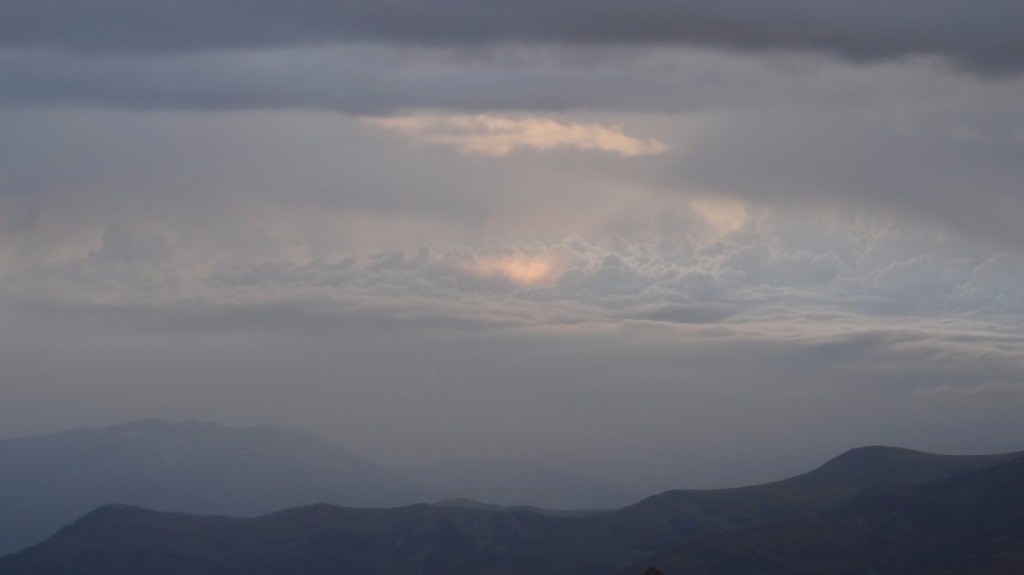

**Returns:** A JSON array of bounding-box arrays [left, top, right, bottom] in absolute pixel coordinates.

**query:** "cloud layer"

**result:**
[[2, 3, 1024, 491], [3, 1, 1023, 72]]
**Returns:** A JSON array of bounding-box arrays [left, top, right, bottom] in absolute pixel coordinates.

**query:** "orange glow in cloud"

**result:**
[[467, 255, 561, 286], [690, 196, 748, 233], [364, 114, 667, 157]]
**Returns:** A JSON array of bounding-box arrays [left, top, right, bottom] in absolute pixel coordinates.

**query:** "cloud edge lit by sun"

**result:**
[[363, 113, 669, 157]]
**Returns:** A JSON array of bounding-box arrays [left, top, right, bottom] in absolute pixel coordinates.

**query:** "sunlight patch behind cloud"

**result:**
[[364, 114, 668, 157], [463, 254, 562, 286]]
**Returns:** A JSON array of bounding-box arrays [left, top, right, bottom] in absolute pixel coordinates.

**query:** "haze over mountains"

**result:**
[[0, 419, 634, 555], [416, 458, 638, 510], [2, 442, 1022, 575]]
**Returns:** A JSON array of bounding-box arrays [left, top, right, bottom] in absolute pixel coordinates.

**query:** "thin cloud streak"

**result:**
[[916, 380, 1024, 407], [364, 114, 668, 157]]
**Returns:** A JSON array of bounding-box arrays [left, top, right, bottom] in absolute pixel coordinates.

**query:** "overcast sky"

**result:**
[[2, 1, 1024, 493]]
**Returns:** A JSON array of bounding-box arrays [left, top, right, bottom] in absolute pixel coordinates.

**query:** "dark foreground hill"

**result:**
[[2, 446, 1021, 575], [647, 456, 1024, 574], [587, 445, 1024, 551]]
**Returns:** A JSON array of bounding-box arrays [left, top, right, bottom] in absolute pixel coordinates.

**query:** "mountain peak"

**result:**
[[821, 445, 925, 467], [837, 444, 921, 457], [69, 503, 148, 526], [779, 445, 1024, 498]]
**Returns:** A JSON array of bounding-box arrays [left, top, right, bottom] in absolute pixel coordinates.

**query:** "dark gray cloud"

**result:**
[[2, 1, 1023, 72], [4, 48, 1022, 255], [0, 46, 862, 114]]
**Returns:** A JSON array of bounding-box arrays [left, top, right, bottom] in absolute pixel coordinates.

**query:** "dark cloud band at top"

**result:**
[[1, 1, 1022, 72]]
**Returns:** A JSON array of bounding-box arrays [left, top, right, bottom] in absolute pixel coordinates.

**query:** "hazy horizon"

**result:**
[[4, 416, 1023, 500], [2, 1, 1024, 496]]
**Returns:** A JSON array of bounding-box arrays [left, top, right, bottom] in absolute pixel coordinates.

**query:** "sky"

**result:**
[[1, 1, 1024, 493]]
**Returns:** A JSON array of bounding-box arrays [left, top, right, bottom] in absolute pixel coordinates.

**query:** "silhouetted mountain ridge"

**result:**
[[611, 445, 1024, 547], [646, 456, 1024, 574], [0, 419, 638, 555], [0, 419, 435, 555], [434, 497, 606, 518], [3, 444, 1021, 575]]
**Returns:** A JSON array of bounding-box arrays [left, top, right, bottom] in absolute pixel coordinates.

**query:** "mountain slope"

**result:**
[[3, 445, 1020, 575], [599, 445, 1024, 550], [647, 456, 1024, 574], [0, 419, 435, 555]]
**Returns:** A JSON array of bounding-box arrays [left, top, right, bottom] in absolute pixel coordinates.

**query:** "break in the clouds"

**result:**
[[2, 1, 1024, 72], [1, 3, 1024, 491]]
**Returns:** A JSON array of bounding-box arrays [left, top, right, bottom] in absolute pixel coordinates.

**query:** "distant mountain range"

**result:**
[[0, 419, 435, 555], [0, 419, 634, 555], [2, 439, 1021, 575]]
